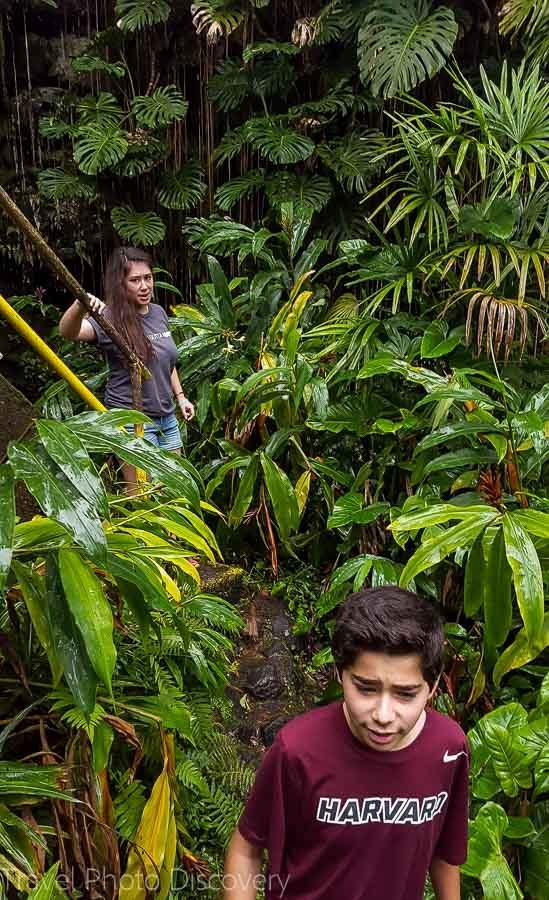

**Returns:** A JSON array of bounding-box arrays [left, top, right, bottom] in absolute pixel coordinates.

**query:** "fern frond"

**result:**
[[49, 688, 105, 737], [175, 757, 210, 796], [111, 207, 166, 245], [202, 785, 243, 843], [132, 86, 188, 128], [114, 781, 147, 840], [158, 161, 207, 210]]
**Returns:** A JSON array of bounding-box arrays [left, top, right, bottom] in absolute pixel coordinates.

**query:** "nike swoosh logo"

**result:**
[[443, 750, 467, 763]]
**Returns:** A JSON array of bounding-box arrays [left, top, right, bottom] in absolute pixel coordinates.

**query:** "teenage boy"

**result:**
[[224, 586, 469, 900]]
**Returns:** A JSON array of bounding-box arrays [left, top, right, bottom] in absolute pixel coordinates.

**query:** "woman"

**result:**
[[59, 246, 194, 491]]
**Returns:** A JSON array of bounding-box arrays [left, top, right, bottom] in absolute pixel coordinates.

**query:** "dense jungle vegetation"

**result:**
[[0, 0, 548, 897]]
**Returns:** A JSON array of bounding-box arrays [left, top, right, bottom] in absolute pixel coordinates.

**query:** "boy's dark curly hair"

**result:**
[[331, 586, 444, 688]]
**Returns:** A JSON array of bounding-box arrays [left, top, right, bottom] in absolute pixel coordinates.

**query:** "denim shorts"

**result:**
[[125, 410, 182, 451]]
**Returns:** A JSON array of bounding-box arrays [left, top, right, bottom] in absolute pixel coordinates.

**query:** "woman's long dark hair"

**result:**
[[104, 246, 154, 364]]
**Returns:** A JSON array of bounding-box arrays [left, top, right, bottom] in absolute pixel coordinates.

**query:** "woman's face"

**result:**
[[124, 261, 153, 310]]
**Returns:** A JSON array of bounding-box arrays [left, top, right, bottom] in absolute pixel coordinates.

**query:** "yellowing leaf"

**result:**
[[294, 471, 311, 517], [119, 763, 171, 900]]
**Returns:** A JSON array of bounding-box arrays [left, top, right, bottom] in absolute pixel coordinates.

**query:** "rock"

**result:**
[[244, 660, 286, 700], [261, 716, 292, 746]]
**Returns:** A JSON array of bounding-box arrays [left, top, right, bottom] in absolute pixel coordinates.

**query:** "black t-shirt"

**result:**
[[89, 303, 178, 416]]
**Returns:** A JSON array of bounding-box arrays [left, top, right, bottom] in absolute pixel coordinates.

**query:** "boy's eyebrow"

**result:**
[[351, 674, 423, 690]]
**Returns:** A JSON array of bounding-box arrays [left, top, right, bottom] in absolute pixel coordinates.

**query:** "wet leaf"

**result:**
[[7, 443, 106, 565], [260, 453, 299, 540], [37, 420, 108, 519], [0, 466, 15, 596], [229, 456, 259, 528], [502, 513, 544, 648], [12, 562, 62, 685], [46, 556, 97, 716], [59, 550, 116, 695]]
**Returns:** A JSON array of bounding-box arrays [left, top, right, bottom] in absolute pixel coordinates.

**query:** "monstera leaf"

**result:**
[[358, 0, 458, 98], [115, 0, 171, 31], [215, 171, 265, 211], [37, 169, 96, 201], [132, 86, 188, 128], [72, 55, 126, 78], [208, 59, 250, 112], [74, 124, 128, 174], [246, 118, 314, 164], [157, 162, 207, 210], [77, 92, 124, 126], [111, 207, 166, 245]]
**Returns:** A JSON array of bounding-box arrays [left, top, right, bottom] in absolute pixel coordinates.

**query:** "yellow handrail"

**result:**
[[0, 294, 106, 412]]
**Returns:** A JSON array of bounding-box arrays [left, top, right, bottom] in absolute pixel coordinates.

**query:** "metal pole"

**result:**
[[0, 294, 106, 413]]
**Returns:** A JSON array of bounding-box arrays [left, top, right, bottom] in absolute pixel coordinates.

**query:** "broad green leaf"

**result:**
[[482, 721, 532, 796], [390, 503, 495, 533], [502, 513, 544, 647], [524, 801, 549, 898], [46, 555, 97, 716], [0, 466, 15, 596], [37, 420, 108, 519], [513, 509, 549, 539], [463, 802, 522, 900], [415, 421, 505, 454], [229, 456, 259, 528], [294, 471, 311, 517], [463, 533, 485, 617], [58, 550, 116, 695], [327, 494, 389, 529], [207, 256, 235, 328], [493, 613, 549, 685], [459, 198, 519, 240], [422, 448, 497, 476], [12, 562, 62, 685], [13, 518, 71, 553], [534, 745, 549, 799], [484, 528, 513, 650], [420, 322, 462, 358], [145, 516, 215, 562], [399, 511, 498, 586], [67, 413, 201, 510], [106, 549, 175, 616], [7, 443, 107, 564], [260, 453, 299, 541]]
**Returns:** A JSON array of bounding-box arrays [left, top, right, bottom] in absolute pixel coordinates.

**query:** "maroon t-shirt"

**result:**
[[239, 703, 469, 900]]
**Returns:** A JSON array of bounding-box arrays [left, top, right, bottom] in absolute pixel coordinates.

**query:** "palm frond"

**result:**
[[111, 207, 166, 245], [358, 0, 458, 98], [500, 0, 549, 61]]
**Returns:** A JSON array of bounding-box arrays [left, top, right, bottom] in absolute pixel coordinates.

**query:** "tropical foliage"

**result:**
[[0, 0, 548, 898]]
